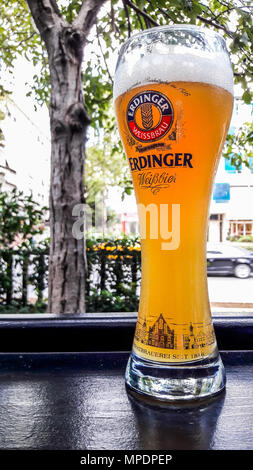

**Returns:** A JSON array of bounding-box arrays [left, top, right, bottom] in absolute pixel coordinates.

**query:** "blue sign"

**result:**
[[249, 157, 253, 173], [213, 183, 230, 203], [224, 155, 241, 173]]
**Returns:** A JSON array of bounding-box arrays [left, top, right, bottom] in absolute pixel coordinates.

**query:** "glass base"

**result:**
[[125, 350, 226, 402]]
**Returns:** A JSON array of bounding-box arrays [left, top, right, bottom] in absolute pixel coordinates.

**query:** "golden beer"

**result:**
[[114, 26, 234, 400], [115, 81, 233, 363]]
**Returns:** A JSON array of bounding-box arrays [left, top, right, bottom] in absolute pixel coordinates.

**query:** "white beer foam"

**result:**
[[113, 48, 234, 100]]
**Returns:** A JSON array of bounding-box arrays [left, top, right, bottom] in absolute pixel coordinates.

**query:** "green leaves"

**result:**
[[83, 60, 112, 130], [242, 90, 252, 105], [58, 0, 83, 23], [85, 131, 131, 205], [85, 235, 141, 312], [0, 187, 48, 249], [0, 0, 49, 105], [223, 121, 253, 170]]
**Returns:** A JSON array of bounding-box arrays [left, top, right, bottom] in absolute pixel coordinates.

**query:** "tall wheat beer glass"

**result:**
[[114, 26, 234, 400]]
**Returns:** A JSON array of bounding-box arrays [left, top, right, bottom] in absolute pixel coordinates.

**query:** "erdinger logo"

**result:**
[[127, 90, 174, 142]]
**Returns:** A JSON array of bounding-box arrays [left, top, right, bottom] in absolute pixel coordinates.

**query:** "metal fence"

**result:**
[[0, 238, 142, 312]]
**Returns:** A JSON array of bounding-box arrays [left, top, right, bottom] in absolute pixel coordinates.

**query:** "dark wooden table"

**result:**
[[0, 350, 252, 450]]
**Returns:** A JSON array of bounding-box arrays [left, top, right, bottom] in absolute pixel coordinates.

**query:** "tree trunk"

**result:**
[[47, 27, 89, 313], [26, 0, 106, 313]]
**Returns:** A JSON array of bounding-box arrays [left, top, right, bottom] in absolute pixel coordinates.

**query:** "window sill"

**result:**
[[0, 311, 252, 352]]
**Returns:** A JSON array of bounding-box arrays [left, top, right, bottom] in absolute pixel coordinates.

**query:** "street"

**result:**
[[208, 274, 253, 307]]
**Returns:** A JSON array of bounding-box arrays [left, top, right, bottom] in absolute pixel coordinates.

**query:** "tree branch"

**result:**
[[123, 0, 131, 38], [146, 0, 180, 24], [92, 93, 113, 104], [47, 0, 63, 18], [73, 0, 107, 37], [199, 1, 219, 18], [16, 32, 36, 48], [110, 0, 115, 33], [136, 11, 145, 31], [143, 7, 152, 29], [126, 0, 158, 27], [26, 0, 66, 42], [196, 15, 234, 38], [215, 6, 235, 20], [96, 24, 113, 86], [197, 15, 253, 64]]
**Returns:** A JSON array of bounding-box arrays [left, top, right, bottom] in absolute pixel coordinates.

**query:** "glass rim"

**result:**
[[119, 24, 226, 49], [114, 23, 233, 99]]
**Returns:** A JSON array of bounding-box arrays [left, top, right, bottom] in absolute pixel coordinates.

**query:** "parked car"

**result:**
[[206, 243, 253, 279]]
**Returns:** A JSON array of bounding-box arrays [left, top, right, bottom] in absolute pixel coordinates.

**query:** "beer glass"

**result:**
[[114, 25, 233, 401]]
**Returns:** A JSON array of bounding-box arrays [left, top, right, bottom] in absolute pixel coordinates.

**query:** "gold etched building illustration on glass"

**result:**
[[134, 314, 215, 362]]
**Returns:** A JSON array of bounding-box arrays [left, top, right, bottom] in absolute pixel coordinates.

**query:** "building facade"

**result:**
[[0, 96, 50, 206], [208, 98, 253, 242]]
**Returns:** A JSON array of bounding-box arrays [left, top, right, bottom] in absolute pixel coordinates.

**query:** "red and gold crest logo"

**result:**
[[127, 91, 174, 142]]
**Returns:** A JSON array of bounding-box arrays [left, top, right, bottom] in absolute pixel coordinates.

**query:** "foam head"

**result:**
[[113, 25, 234, 100]]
